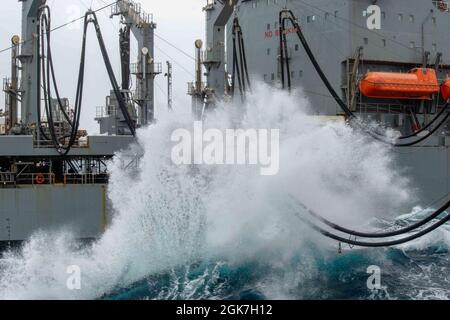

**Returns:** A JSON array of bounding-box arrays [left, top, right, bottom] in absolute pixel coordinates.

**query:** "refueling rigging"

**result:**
[[194, 2, 450, 248], [37, 6, 137, 155], [108, 0, 161, 129], [231, 16, 251, 102], [277, 9, 450, 148]]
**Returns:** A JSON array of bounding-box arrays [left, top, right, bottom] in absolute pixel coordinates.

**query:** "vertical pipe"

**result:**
[[279, 12, 285, 89], [195, 40, 203, 93], [166, 61, 173, 110], [421, 10, 434, 64], [282, 18, 292, 92], [119, 26, 131, 90], [9, 36, 20, 131]]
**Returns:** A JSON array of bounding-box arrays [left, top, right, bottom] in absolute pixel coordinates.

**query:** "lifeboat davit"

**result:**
[[359, 68, 439, 100], [441, 78, 450, 101]]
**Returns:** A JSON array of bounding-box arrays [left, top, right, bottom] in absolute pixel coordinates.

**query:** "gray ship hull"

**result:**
[[2, 0, 450, 242], [0, 134, 134, 242], [393, 138, 450, 205], [224, 0, 450, 205], [0, 184, 107, 241]]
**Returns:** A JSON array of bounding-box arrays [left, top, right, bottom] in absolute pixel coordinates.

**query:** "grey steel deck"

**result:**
[[0, 135, 135, 157]]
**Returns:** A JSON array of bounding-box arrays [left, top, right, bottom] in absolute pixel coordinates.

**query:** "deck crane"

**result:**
[[189, 0, 240, 117], [19, 0, 46, 132], [0, 0, 140, 241], [106, 0, 161, 130]]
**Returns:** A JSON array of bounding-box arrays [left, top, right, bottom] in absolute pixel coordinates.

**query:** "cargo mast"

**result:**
[[109, 0, 161, 127], [189, 0, 239, 117]]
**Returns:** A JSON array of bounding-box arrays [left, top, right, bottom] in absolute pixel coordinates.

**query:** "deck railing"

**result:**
[[15, 173, 56, 185], [2, 172, 108, 186], [64, 173, 108, 185]]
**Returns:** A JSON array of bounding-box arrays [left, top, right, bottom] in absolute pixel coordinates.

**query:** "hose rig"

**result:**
[[110, 0, 161, 128], [0, 1, 140, 197], [189, 0, 240, 118], [231, 16, 251, 103], [37, 5, 137, 155], [276, 8, 450, 246], [278, 9, 450, 148]]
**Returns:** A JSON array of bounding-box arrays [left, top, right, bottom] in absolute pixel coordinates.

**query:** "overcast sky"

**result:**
[[0, 0, 204, 132]]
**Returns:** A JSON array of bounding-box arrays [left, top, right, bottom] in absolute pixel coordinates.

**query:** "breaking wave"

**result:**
[[0, 83, 448, 300]]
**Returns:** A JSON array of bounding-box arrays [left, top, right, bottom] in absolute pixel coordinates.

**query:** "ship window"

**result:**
[[271, 73, 275, 81], [382, 39, 386, 47], [364, 37, 369, 45], [291, 71, 295, 78], [307, 15, 316, 23], [267, 48, 271, 55], [334, 11, 338, 18], [264, 74, 267, 81], [325, 12, 330, 20], [295, 44, 299, 51], [299, 70, 303, 77], [409, 15, 415, 23], [398, 14, 403, 22], [267, 23, 271, 30]]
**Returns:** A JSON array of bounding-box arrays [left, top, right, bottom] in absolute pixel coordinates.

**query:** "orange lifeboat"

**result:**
[[441, 78, 450, 101], [359, 68, 439, 100]]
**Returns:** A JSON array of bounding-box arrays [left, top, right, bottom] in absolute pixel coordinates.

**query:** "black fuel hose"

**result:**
[[41, 13, 62, 149], [292, 203, 450, 248], [279, 14, 292, 91], [238, 31, 247, 93], [281, 11, 353, 116], [371, 109, 450, 147], [239, 28, 251, 92], [232, 27, 244, 101], [231, 17, 251, 102], [280, 9, 450, 147], [300, 212, 450, 248], [296, 198, 450, 239], [39, 6, 72, 131], [89, 11, 136, 136], [398, 104, 448, 140], [36, 7, 136, 155], [279, 12, 287, 91]]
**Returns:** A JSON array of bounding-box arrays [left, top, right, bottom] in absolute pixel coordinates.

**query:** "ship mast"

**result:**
[[111, 0, 161, 126], [204, 0, 238, 98], [20, 0, 47, 129], [189, 0, 239, 116]]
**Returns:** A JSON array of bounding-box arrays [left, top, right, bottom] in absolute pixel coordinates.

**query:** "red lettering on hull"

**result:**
[[264, 27, 299, 39]]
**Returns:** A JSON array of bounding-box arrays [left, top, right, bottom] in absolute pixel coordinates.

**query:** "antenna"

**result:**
[[165, 61, 173, 110]]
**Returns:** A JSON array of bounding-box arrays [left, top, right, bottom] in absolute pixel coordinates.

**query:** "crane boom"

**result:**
[[111, 0, 160, 125], [20, 0, 47, 127], [203, 0, 239, 98]]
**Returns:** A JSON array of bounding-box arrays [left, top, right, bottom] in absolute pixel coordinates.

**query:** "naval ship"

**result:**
[[1, 0, 450, 244], [190, 0, 450, 208], [0, 0, 160, 242]]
